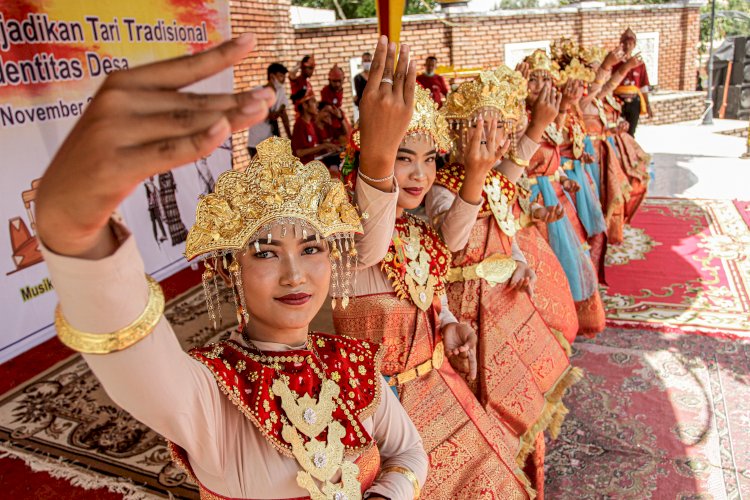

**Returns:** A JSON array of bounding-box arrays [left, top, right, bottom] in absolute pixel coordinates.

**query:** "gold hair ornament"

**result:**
[[524, 50, 561, 81], [441, 66, 528, 123], [559, 58, 596, 84], [55, 275, 164, 354]]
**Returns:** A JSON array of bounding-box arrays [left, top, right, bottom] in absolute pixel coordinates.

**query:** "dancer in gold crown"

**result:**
[[34, 34, 428, 500], [336, 81, 535, 497], [428, 67, 579, 497]]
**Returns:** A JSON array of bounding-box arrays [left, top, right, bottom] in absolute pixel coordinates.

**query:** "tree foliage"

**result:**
[[292, 0, 437, 20]]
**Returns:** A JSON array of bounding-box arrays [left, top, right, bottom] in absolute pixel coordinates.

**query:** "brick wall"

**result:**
[[640, 91, 706, 125], [230, 1, 702, 168]]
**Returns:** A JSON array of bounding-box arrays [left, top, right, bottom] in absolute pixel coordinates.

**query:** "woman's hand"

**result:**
[[508, 261, 536, 297], [562, 178, 580, 193], [526, 82, 561, 143], [459, 116, 510, 204], [531, 204, 564, 223], [515, 61, 530, 80], [559, 79, 583, 111], [442, 322, 478, 381], [35, 33, 274, 259], [357, 36, 417, 191]]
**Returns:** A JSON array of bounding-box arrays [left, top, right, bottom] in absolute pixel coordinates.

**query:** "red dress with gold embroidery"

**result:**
[[334, 212, 533, 499], [169, 333, 383, 500]]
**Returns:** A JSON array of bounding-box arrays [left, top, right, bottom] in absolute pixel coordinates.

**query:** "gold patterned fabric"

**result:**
[[333, 294, 533, 499], [445, 206, 577, 466]]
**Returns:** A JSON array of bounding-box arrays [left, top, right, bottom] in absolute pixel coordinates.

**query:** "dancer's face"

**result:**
[[237, 224, 330, 340], [395, 135, 437, 210], [527, 71, 552, 103]]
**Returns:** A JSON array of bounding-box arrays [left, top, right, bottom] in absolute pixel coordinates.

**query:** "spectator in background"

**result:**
[[291, 88, 339, 164], [320, 64, 351, 142], [416, 55, 449, 107], [289, 54, 315, 102], [354, 52, 372, 107], [317, 102, 351, 146], [246, 62, 291, 157]]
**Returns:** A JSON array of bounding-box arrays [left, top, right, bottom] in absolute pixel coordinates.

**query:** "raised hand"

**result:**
[[601, 47, 625, 71], [35, 34, 275, 259], [442, 322, 478, 381], [562, 178, 580, 193], [508, 261, 536, 297], [515, 61, 530, 80], [624, 54, 642, 71], [357, 36, 417, 191], [531, 204, 565, 223], [559, 79, 583, 110], [459, 116, 510, 205], [526, 82, 561, 143]]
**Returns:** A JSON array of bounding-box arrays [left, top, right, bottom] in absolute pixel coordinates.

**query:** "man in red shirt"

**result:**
[[291, 88, 339, 164], [613, 28, 654, 135], [416, 55, 449, 107], [319, 64, 351, 142], [289, 55, 315, 104]]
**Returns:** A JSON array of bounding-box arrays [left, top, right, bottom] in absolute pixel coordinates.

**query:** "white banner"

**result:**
[[1, 1, 232, 362]]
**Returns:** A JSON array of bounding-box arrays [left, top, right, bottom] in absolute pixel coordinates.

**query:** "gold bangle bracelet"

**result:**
[[380, 466, 421, 499], [55, 275, 165, 354], [509, 154, 530, 168]]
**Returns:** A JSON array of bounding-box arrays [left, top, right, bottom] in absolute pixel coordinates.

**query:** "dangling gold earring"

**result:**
[[229, 258, 250, 325]]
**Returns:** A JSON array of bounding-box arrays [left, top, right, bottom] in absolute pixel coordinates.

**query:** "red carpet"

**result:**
[[545, 327, 750, 498], [603, 198, 750, 338]]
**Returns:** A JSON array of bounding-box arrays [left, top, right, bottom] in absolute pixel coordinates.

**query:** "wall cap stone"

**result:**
[[293, 2, 700, 30]]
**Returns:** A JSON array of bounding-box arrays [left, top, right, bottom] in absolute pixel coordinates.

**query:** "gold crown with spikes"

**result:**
[[559, 57, 596, 84], [408, 85, 452, 152], [524, 49, 560, 81], [184, 137, 362, 261], [550, 37, 581, 66], [441, 66, 528, 122], [580, 45, 608, 67]]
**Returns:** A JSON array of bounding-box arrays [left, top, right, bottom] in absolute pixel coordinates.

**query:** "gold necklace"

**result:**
[[242, 333, 364, 500]]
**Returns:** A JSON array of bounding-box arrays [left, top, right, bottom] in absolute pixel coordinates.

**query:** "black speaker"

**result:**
[[715, 83, 750, 119], [729, 36, 750, 86]]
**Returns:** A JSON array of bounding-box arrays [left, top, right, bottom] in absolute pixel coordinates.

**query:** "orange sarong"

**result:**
[[334, 293, 533, 499]]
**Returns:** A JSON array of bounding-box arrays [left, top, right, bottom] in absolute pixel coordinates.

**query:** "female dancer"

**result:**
[[429, 67, 580, 496], [521, 50, 606, 336], [34, 35, 428, 500], [335, 84, 535, 498]]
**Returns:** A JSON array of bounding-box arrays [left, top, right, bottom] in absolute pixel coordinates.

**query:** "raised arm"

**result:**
[[34, 34, 275, 473]]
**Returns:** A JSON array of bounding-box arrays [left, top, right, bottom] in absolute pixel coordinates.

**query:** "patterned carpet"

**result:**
[[545, 328, 750, 499], [603, 198, 750, 337]]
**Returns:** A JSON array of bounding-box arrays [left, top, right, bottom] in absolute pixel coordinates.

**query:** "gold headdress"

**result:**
[[186, 137, 363, 323], [550, 37, 581, 67], [580, 45, 607, 68], [559, 57, 596, 84], [405, 85, 452, 153], [441, 66, 528, 123], [524, 49, 560, 81]]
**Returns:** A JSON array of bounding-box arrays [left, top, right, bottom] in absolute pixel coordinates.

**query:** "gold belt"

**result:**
[[446, 253, 517, 287], [562, 160, 575, 171], [388, 342, 444, 386], [527, 169, 562, 186]]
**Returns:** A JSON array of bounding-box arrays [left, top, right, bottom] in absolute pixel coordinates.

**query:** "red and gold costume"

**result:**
[[172, 333, 384, 499], [433, 164, 579, 453], [334, 211, 533, 499], [336, 87, 535, 498]]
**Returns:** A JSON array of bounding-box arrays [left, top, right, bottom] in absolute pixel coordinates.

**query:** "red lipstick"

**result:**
[[275, 293, 312, 306], [403, 187, 424, 197]]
